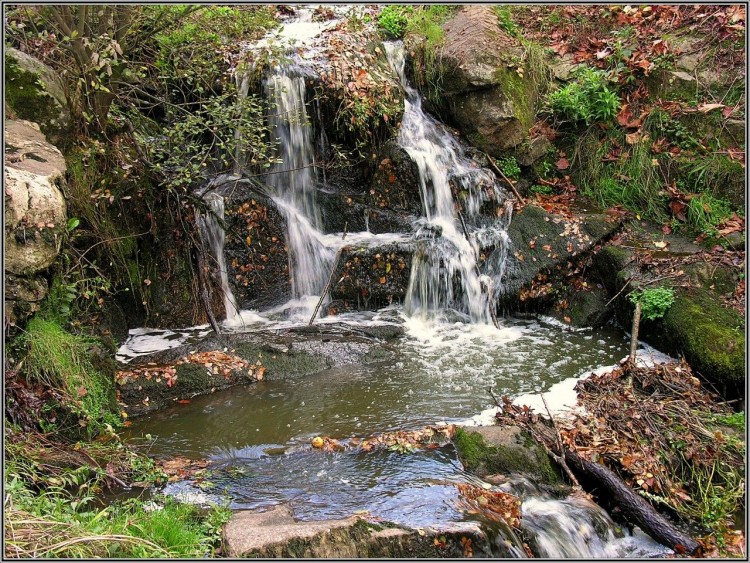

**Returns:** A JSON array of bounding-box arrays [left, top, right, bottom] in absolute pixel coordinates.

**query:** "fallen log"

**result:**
[[496, 396, 701, 556], [563, 449, 701, 556]]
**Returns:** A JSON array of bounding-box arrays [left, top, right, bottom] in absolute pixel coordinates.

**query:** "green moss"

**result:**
[[21, 316, 120, 438], [4, 51, 67, 140], [453, 427, 561, 485], [660, 289, 745, 384], [495, 66, 535, 130]]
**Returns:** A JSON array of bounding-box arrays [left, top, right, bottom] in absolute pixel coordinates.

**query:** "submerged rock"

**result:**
[[117, 329, 400, 416]]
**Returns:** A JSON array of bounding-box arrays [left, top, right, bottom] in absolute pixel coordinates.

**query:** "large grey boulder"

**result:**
[[4, 119, 68, 276], [5, 48, 71, 146], [4, 119, 68, 332], [419, 6, 548, 158]]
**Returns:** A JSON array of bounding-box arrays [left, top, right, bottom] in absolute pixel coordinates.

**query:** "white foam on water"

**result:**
[[463, 342, 678, 426], [115, 326, 212, 363]]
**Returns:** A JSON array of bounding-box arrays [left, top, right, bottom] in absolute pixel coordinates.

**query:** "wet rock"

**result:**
[[223, 504, 514, 558], [646, 288, 745, 394], [551, 286, 611, 328], [319, 141, 420, 234], [367, 141, 422, 216], [223, 190, 291, 310], [5, 48, 71, 146], [591, 227, 744, 396], [453, 426, 564, 489], [493, 204, 623, 310], [330, 243, 413, 312], [4, 273, 48, 335], [422, 6, 548, 157]]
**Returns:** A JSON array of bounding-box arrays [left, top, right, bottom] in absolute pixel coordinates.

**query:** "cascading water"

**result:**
[[264, 69, 335, 310], [196, 191, 238, 322], [384, 42, 512, 324]]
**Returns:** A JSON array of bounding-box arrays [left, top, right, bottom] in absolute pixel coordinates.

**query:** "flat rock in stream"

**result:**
[[223, 504, 513, 558], [118, 328, 401, 416]]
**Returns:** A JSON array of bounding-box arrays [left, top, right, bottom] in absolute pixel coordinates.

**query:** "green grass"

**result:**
[[573, 127, 670, 224], [22, 316, 120, 438], [5, 470, 230, 558]]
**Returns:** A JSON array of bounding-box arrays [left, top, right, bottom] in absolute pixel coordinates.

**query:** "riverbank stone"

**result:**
[[223, 504, 513, 558], [453, 426, 563, 488]]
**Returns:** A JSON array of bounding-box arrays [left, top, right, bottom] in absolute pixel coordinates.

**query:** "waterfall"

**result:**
[[196, 191, 238, 322], [264, 69, 335, 304], [384, 42, 511, 324]]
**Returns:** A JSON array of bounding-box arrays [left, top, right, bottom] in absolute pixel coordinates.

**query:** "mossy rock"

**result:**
[[652, 288, 744, 390], [590, 245, 635, 294], [453, 426, 562, 486], [5, 48, 70, 146]]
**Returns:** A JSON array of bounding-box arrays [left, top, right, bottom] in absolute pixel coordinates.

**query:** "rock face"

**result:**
[[494, 204, 623, 309], [432, 6, 547, 158], [223, 504, 515, 558], [5, 48, 71, 146], [224, 190, 291, 310], [4, 119, 68, 330], [330, 244, 413, 312]]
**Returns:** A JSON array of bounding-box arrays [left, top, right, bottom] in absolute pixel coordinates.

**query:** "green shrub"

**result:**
[[529, 184, 554, 195], [629, 287, 675, 321], [548, 66, 621, 124], [497, 156, 522, 180], [377, 6, 413, 39]]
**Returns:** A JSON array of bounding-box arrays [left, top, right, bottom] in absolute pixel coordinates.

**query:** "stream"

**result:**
[[121, 7, 675, 557]]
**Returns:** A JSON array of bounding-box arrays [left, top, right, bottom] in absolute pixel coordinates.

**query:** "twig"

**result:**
[[540, 392, 582, 490], [309, 227, 348, 325], [483, 152, 525, 203]]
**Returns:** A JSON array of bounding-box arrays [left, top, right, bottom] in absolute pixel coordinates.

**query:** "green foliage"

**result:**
[[548, 66, 621, 124], [144, 88, 277, 191], [497, 156, 521, 180], [152, 6, 276, 94], [529, 184, 554, 195], [629, 287, 676, 321], [685, 192, 733, 239], [493, 5, 520, 37], [21, 316, 120, 438], [377, 6, 413, 39]]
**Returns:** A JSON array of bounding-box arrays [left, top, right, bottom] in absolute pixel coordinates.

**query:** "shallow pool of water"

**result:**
[[126, 313, 629, 459]]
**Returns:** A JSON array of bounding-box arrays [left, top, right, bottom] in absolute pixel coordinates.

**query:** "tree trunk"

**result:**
[[564, 449, 701, 556]]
